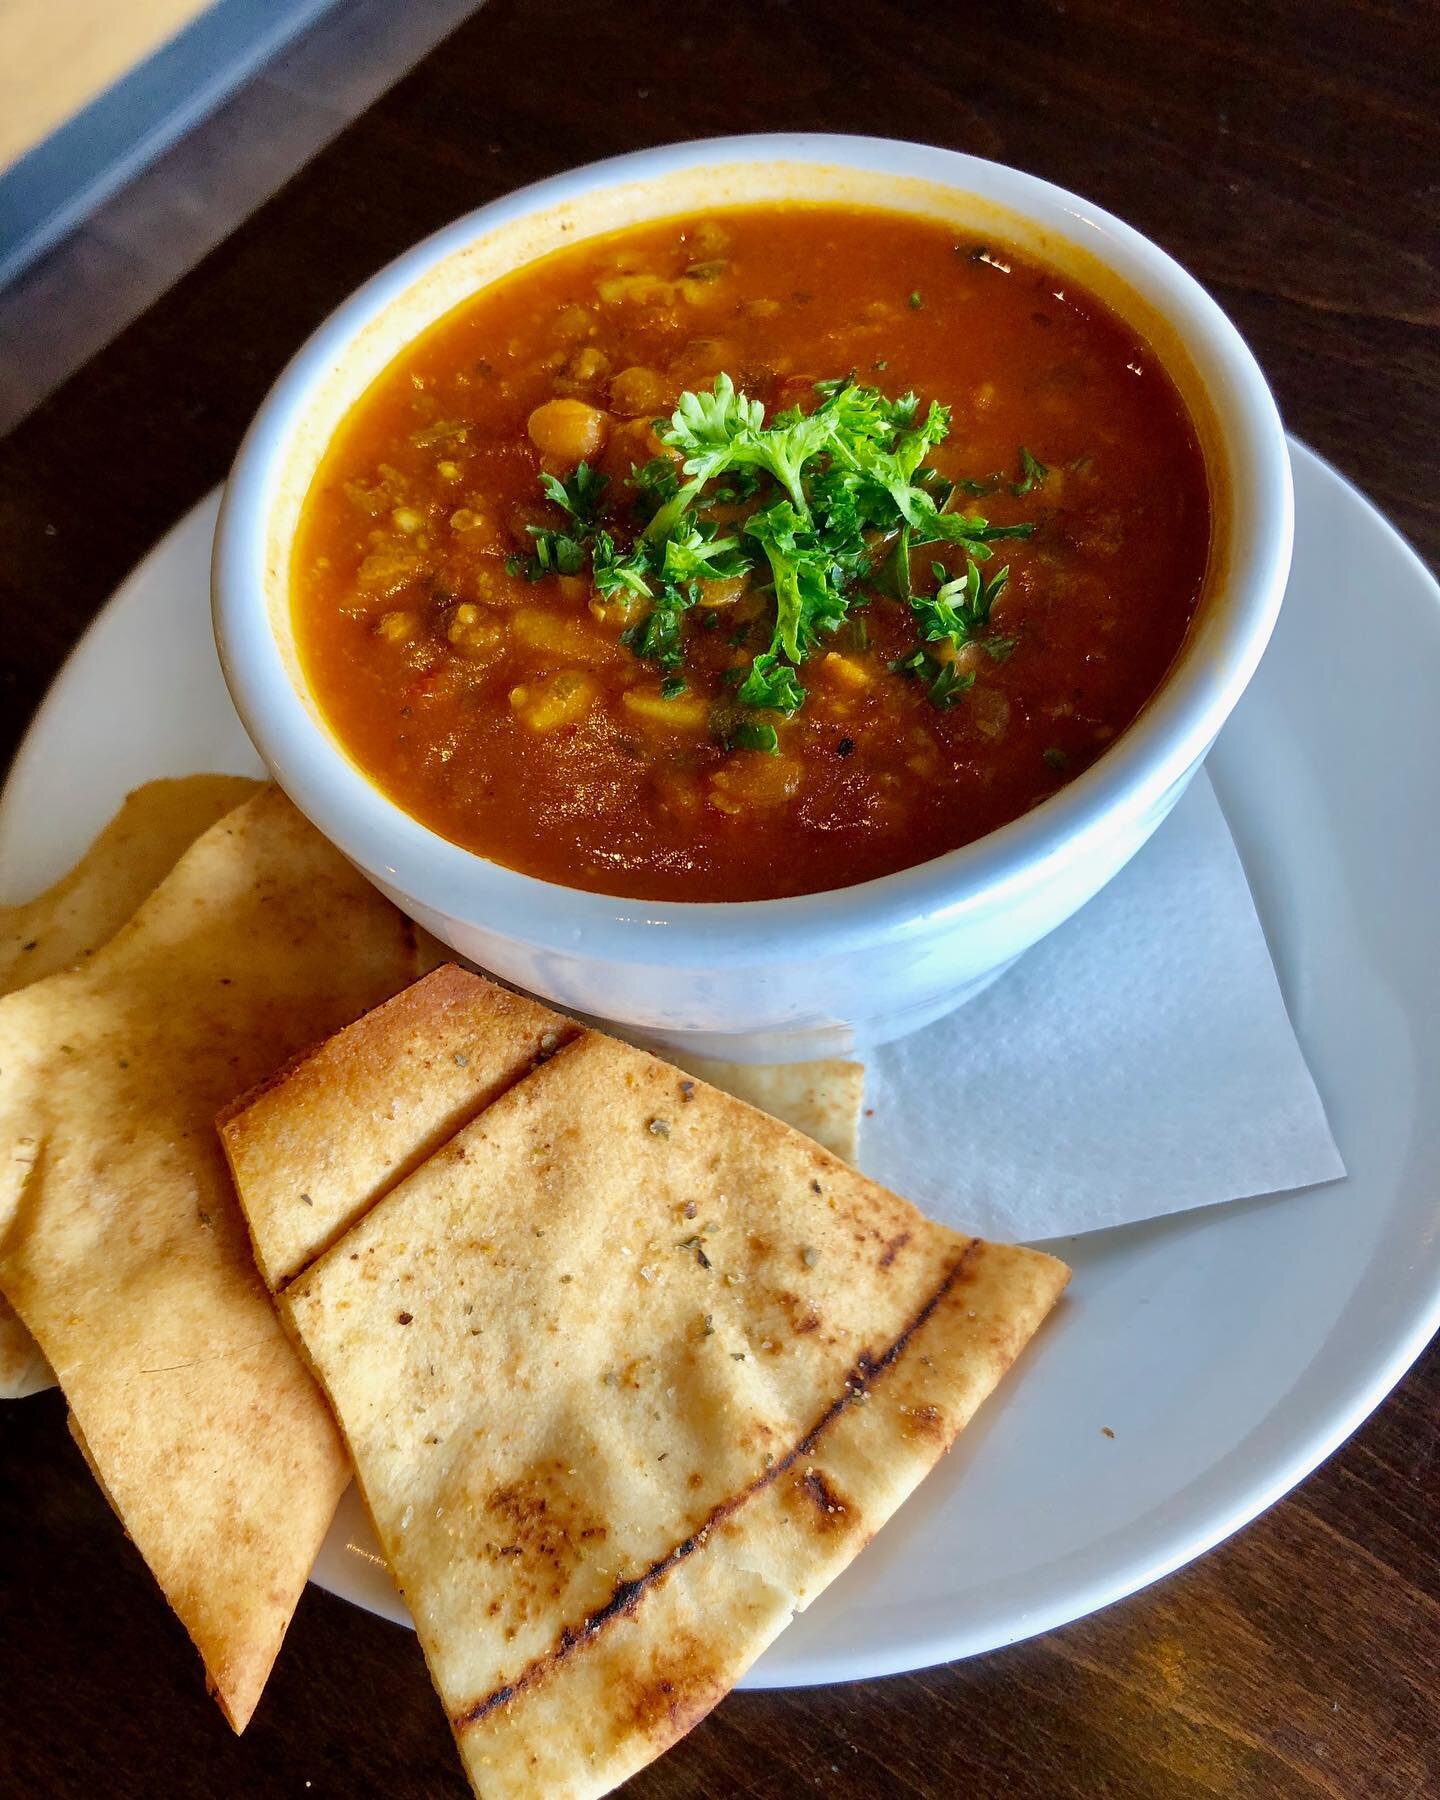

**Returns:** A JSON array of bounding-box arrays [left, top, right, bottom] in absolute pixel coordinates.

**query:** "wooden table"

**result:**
[[2, 3, 1436, 1793]]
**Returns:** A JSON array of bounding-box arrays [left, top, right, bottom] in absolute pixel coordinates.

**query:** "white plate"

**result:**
[[2, 441, 1437, 1686]]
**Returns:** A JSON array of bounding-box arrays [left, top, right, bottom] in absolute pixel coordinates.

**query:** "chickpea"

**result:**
[[527, 397, 609, 467], [374, 610, 417, 644], [669, 338, 741, 389], [564, 345, 610, 384], [608, 366, 673, 418], [448, 507, 508, 555], [471, 562, 532, 608], [446, 604, 507, 666], [551, 303, 596, 343], [600, 416, 676, 486]]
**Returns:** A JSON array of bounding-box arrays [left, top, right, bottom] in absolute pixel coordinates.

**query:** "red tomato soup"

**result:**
[[293, 204, 1210, 901]]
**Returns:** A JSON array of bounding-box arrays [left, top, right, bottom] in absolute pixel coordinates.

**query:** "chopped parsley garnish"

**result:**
[[539, 460, 608, 523], [895, 649, 977, 710], [911, 559, 1012, 655], [1012, 446, 1048, 497], [508, 376, 1036, 727], [731, 720, 780, 755]]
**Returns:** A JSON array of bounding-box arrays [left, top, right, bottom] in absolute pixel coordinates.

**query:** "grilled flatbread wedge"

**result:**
[[661, 1051, 863, 1162], [220, 967, 866, 1298], [0, 786, 416, 1729], [256, 1030, 1066, 1797], [219, 963, 579, 1291], [0, 774, 263, 1399], [0, 773, 263, 996]]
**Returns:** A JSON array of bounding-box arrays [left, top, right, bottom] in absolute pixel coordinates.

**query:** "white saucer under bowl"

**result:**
[[1, 440, 1436, 1684]]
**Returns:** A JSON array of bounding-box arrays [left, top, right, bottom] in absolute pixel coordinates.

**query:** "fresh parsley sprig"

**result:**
[[507, 377, 1041, 723], [506, 460, 609, 580], [912, 559, 1011, 649]]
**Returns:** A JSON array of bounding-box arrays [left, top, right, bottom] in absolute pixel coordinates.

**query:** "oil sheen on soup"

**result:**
[[293, 204, 1210, 901]]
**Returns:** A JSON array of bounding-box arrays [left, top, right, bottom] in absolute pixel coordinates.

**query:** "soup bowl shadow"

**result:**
[[213, 134, 1292, 1063]]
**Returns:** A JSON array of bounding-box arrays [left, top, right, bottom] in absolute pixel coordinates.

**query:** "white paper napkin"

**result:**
[[859, 771, 1344, 1240]]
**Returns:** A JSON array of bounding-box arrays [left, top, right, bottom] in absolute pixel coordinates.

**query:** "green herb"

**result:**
[[908, 290, 923, 309], [621, 604, 687, 670], [512, 527, 587, 581], [676, 1234, 712, 1270], [896, 649, 976, 710], [660, 675, 688, 699], [731, 721, 780, 755], [507, 466, 604, 576], [737, 650, 806, 715], [1042, 746, 1069, 771], [1012, 446, 1048, 497], [591, 532, 653, 602], [539, 460, 608, 524], [910, 558, 1011, 661], [630, 455, 680, 504], [508, 373, 1036, 726]]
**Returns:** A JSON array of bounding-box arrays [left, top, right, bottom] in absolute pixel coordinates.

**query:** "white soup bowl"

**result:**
[[213, 133, 1292, 1062]]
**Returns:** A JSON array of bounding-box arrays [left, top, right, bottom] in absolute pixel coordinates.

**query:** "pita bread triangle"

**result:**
[[0, 773, 264, 1400], [660, 1049, 863, 1162], [218, 963, 580, 1291], [219, 965, 867, 1294], [0, 785, 417, 1728], [258, 1027, 1067, 1796], [0, 773, 264, 997]]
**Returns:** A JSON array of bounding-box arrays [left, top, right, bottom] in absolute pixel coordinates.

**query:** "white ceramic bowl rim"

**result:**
[[214, 133, 1294, 964]]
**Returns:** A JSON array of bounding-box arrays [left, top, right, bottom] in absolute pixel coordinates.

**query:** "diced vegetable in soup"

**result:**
[[293, 204, 1210, 900]]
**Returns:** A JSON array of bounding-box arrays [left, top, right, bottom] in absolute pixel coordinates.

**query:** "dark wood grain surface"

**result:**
[[2, 2, 1437, 1795]]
